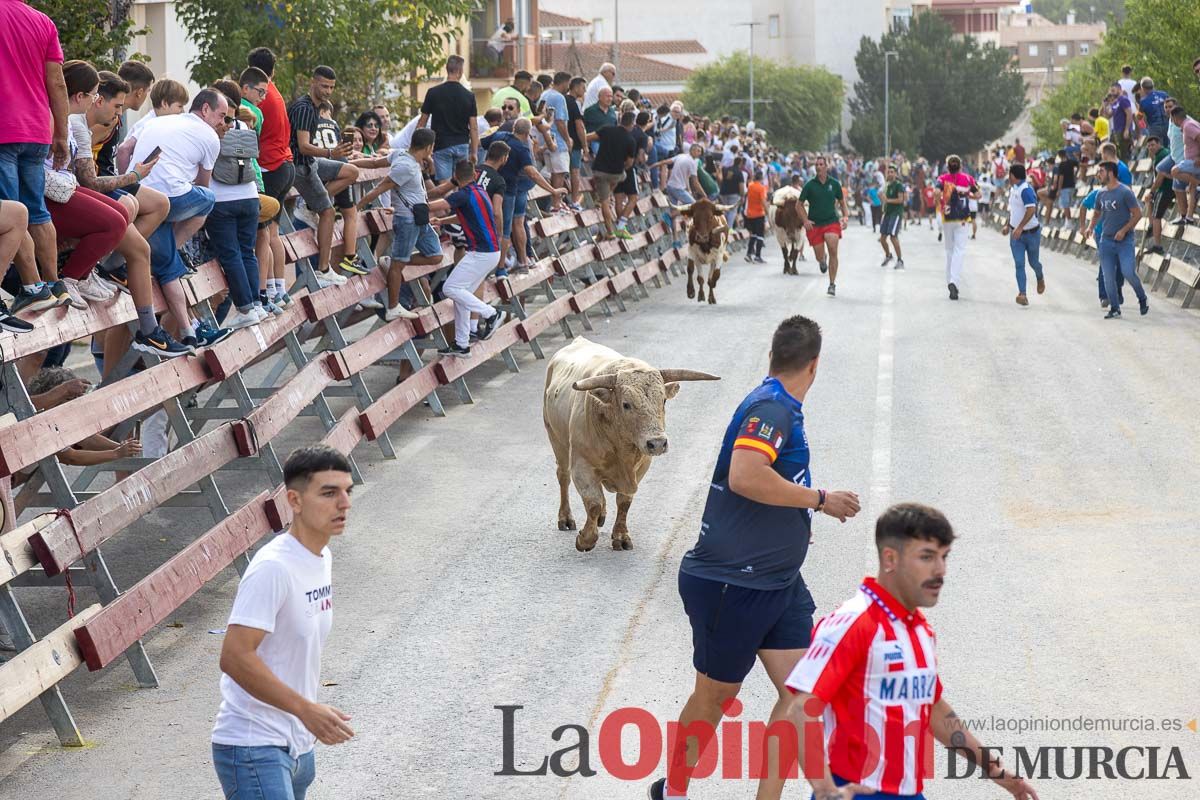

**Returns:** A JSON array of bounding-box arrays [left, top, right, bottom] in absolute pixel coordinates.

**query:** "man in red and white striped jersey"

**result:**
[[785, 503, 1039, 800]]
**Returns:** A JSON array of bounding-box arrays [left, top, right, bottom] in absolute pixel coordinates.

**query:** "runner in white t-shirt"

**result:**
[[212, 445, 355, 800]]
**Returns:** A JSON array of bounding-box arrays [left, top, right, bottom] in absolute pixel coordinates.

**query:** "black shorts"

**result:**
[[678, 569, 816, 684], [880, 214, 902, 237], [615, 168, 637, 197], [261, 161, 296, 223], [1153, 191, 1175, 219], [746, 216, 765, 237]]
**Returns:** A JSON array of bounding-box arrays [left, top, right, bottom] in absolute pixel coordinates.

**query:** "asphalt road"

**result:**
[[1, 219, 1198, 799]]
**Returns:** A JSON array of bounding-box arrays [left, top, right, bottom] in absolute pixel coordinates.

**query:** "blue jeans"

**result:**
[[0, 142, 52, 224], [1008, 228, 1044, 294], [148, 185, 217, 283], [213, 744, 315, 800], [1098, 236, 1146, 311], [391, 217, 442, 263], [433, 143, 471, 182], [204, 198, 260, 309]]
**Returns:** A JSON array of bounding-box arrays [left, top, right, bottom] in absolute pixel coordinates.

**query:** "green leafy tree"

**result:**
[[682, 53, 843, 152], [31, 0, 147, 70], [175, 0, 474, 111], [1033, 0, 1200, 149], [848, 14, 1025, 160]]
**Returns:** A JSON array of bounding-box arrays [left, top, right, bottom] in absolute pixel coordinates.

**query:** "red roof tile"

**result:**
[[539, 10, 591, 28], [540, 43, 693, 84]]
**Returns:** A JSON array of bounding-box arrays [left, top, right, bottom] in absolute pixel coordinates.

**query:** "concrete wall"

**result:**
[[128, 0, 204, 120]]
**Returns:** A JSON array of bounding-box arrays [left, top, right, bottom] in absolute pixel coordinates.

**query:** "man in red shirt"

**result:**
[[786, 504, 1039, 800], [247, 47, 294, 307]]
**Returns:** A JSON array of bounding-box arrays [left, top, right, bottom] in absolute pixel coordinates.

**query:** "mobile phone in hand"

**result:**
[[147, 145, 163, 161]]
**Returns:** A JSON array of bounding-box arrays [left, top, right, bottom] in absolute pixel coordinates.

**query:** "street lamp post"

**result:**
[[613, 0, 620, 79], [734, 22, 764, 124], [884, 50, 898, 156]]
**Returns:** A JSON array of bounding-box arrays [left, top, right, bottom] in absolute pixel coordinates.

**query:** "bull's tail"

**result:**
[[721, 248, 730, 263]]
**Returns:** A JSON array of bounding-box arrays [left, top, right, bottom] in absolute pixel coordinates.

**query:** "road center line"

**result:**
[[869, 268, 896, 519]]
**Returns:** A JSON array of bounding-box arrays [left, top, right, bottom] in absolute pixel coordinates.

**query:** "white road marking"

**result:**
[[869, 268, 896, 518]]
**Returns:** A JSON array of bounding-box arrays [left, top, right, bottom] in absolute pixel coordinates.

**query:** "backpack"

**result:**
[[943, 178, 974, 220], [213, 122, 260, 185]]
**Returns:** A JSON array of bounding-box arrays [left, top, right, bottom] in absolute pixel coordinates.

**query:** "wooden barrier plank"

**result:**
[[0, 355, 213, 478], [534, 214, 580, 238], [181, 260, 230, 307], [554, 248, 594, 276], [1, 275, 174, 363], [332, 318, 419, 379], [300, 270, 386, 323], [237, 357, 335, 449], [321, 407, 365, 454], [632, 260, 662, 285], [0, 514, 54, 587], [28, 423, 244, 577], [578, 209, 603, 227], [359, 362, 441, 441], [73, 495, 273, 672], [496, 260, 555, 301], [594, 240, 622, 260], [569, 279, 614, 314], [516, 294, 575, 342], [433, 323, 521, 385], [204, 300, 310, 381], [0, 604, 101, 723], [609, 270, 638, 294]]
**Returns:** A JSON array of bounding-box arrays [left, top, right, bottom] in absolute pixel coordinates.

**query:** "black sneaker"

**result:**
[[193, 320, 233, 347], [338, 256, 370, 276], [475, 310, 501, 341], [96, 265, 131, 293], [827, 283, 836, 297], [1149, 244, 1166, 255], [9, 284, 59, 314], [1139, 299, 1149, 316], [1104, 307, 1122, 319], [647, 777, 665, 800], [818, 260, 828, 274], [132, 326, 194, 357], [0, 301, 34, 333], [437, 343, 471, 358], [49, 280, 71, 307], [948, 282, 959, 300]]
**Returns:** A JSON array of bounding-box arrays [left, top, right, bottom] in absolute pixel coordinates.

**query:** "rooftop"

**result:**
[[540, 42, 696, 84], [538, 10, 591, 29], [1000, 20, 1107, 44]]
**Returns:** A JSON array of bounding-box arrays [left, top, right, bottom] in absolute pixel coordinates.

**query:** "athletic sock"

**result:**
[[22, 283, 43, 293], [469, 318, 479, 333], [136, 307, 158, 336]]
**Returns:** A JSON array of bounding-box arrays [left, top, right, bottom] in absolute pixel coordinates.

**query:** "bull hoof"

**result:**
[[686, 284, 695, 299], [558, 517, 577, 531], [612, 533, 633, 550], [597, 515, 606, 527], [708, 293, 716, 304], [575, 533, 597, 552]]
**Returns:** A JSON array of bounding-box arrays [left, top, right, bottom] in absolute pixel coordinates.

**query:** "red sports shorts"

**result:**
[[806, 222, 842, 247]]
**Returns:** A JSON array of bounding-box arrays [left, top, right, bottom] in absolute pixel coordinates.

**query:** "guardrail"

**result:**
[[0, 159, 747, 746]]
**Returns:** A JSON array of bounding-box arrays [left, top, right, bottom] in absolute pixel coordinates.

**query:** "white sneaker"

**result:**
[[314, 269, 347, 288], [81, 271, 116, 301], [384, 303, 420, 321], [377, 255, 392, 270], [61, 279, 89, 310], [250, 305, 271, 322], [358, 294, 385, 310], [224, 308, 262, 330]]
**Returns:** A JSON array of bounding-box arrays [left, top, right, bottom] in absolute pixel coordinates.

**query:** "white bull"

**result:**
[[542, 338, 719, 552]]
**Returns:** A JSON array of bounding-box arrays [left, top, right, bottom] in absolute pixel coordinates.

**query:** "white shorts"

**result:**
[[546, 148, 570, 175]]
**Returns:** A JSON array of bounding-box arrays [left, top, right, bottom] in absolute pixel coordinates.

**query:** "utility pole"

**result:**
[[733, 21, 764, 123], [613, 0, 621, 79], [884, 51, 898, 156]]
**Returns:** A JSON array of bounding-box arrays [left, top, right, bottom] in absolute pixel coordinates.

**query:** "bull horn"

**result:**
[[572, 373, 618, 391], [658, 369, 720, 383], [671, 203, 694, 213], [715, 203, 737, 212]]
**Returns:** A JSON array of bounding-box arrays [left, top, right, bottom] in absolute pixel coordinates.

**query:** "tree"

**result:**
[[31, 0, 147, 70], [174, 0, 474, 111], [682, 53, 843, 152], [1033, 0, 1200, 150], [848, 14, 1025, 160]]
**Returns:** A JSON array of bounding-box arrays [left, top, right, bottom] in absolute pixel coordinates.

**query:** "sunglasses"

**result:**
[[223, 115, 235, 124]]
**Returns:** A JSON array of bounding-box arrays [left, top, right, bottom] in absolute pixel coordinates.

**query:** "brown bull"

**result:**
[[676, 199, 733, 304], [773, 195, 806, 275]]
